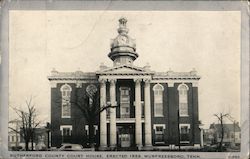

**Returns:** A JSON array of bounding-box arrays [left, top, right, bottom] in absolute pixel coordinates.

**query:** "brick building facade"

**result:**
[[48, 17, 201, 150]]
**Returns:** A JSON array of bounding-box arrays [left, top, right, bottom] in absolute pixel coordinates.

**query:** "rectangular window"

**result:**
[[60, 125, 72, 136], [179, 124, 190, 143], [63, 128, 71, 136], [120, 87, 130, 118], [154, 124, 165, 143], [85, 125, 98, 136]]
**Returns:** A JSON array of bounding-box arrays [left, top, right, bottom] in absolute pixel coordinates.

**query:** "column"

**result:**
[[135, 78, 142, 148], [144, 79, 152, 147], [109, 79, 117, 148], [200, 129, 204, 148], [99, 79, 107, 149]]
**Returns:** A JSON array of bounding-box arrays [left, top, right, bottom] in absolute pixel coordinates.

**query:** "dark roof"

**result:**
[[210, 123, 241, 132]]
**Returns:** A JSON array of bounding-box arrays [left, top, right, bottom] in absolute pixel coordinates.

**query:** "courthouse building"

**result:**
[[48, 17, 202, 150]]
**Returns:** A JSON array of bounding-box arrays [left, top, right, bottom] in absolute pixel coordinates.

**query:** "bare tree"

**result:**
[[9, 97, 41, 151], [213, 113, 229, 152], [56, 84, 117, 148], [73, 85, 116, 148]]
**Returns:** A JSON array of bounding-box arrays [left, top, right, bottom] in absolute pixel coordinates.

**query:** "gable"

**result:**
[[100, 65, 146, 73], [107, 66, 144, 73]]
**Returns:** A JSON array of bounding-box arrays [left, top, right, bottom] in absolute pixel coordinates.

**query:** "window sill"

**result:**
[[180, 141, 190, 144], [62, 116, 71, 118], [179, 115, 189, 117], [155, 142, 165, 144], [154, 115, 164, 117]]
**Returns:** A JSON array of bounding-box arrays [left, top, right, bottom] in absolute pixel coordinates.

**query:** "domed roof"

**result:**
[[111, 34, 136, 50], [108, 17, 138, 61]]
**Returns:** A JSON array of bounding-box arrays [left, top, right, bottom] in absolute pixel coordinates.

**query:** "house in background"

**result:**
[[48, 17, 202, 150], [19, 126, 50, 150], [209, 123, 241, 147], [9, 119, 50, 151], [203, 129, 216, 146], [8, 120, 22, 150]]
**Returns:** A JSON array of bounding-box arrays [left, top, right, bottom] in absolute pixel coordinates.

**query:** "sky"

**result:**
[[9, 11, 241, 129]]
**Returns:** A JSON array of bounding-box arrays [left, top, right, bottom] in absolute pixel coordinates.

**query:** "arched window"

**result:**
[[178, 84, 189, 116], [153, 84, 164, 117], [60, 84, 72, 118]]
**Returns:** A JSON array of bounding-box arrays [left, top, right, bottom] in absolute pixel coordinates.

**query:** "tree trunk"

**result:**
[[88, 122, 95, 148], [25, 138, 29, 151], [219, 114, 224, 152], [31, 131, 34, 151]]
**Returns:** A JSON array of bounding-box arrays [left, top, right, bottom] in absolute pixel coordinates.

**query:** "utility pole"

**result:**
[[46, 122, 51, 149]]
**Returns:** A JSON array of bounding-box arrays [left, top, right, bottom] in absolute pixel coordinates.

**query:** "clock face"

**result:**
[[118, 36, 128, 44]]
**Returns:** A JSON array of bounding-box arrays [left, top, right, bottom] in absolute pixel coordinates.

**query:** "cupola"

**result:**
[[108, 17, 138, 66]]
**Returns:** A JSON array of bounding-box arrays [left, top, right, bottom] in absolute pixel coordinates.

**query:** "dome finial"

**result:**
[[119, 17, 127, 27], [118, 17, 129, 35]]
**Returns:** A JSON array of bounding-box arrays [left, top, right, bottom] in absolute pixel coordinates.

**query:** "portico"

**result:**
[[98, 74, 153, 150]]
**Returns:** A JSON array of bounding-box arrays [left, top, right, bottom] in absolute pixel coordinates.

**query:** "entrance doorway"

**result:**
[[117, 124, 135, 148], [120, 134, 131, 147]]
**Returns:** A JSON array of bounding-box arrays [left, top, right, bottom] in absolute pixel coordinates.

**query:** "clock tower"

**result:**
[[108, 17, 138, 66]]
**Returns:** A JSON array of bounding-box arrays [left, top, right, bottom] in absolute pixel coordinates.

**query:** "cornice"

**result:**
[[152, 77, 201, 80], [153, 70, 201, 80], [48, 77, 97, 81], [48, 69, 200, 81]]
